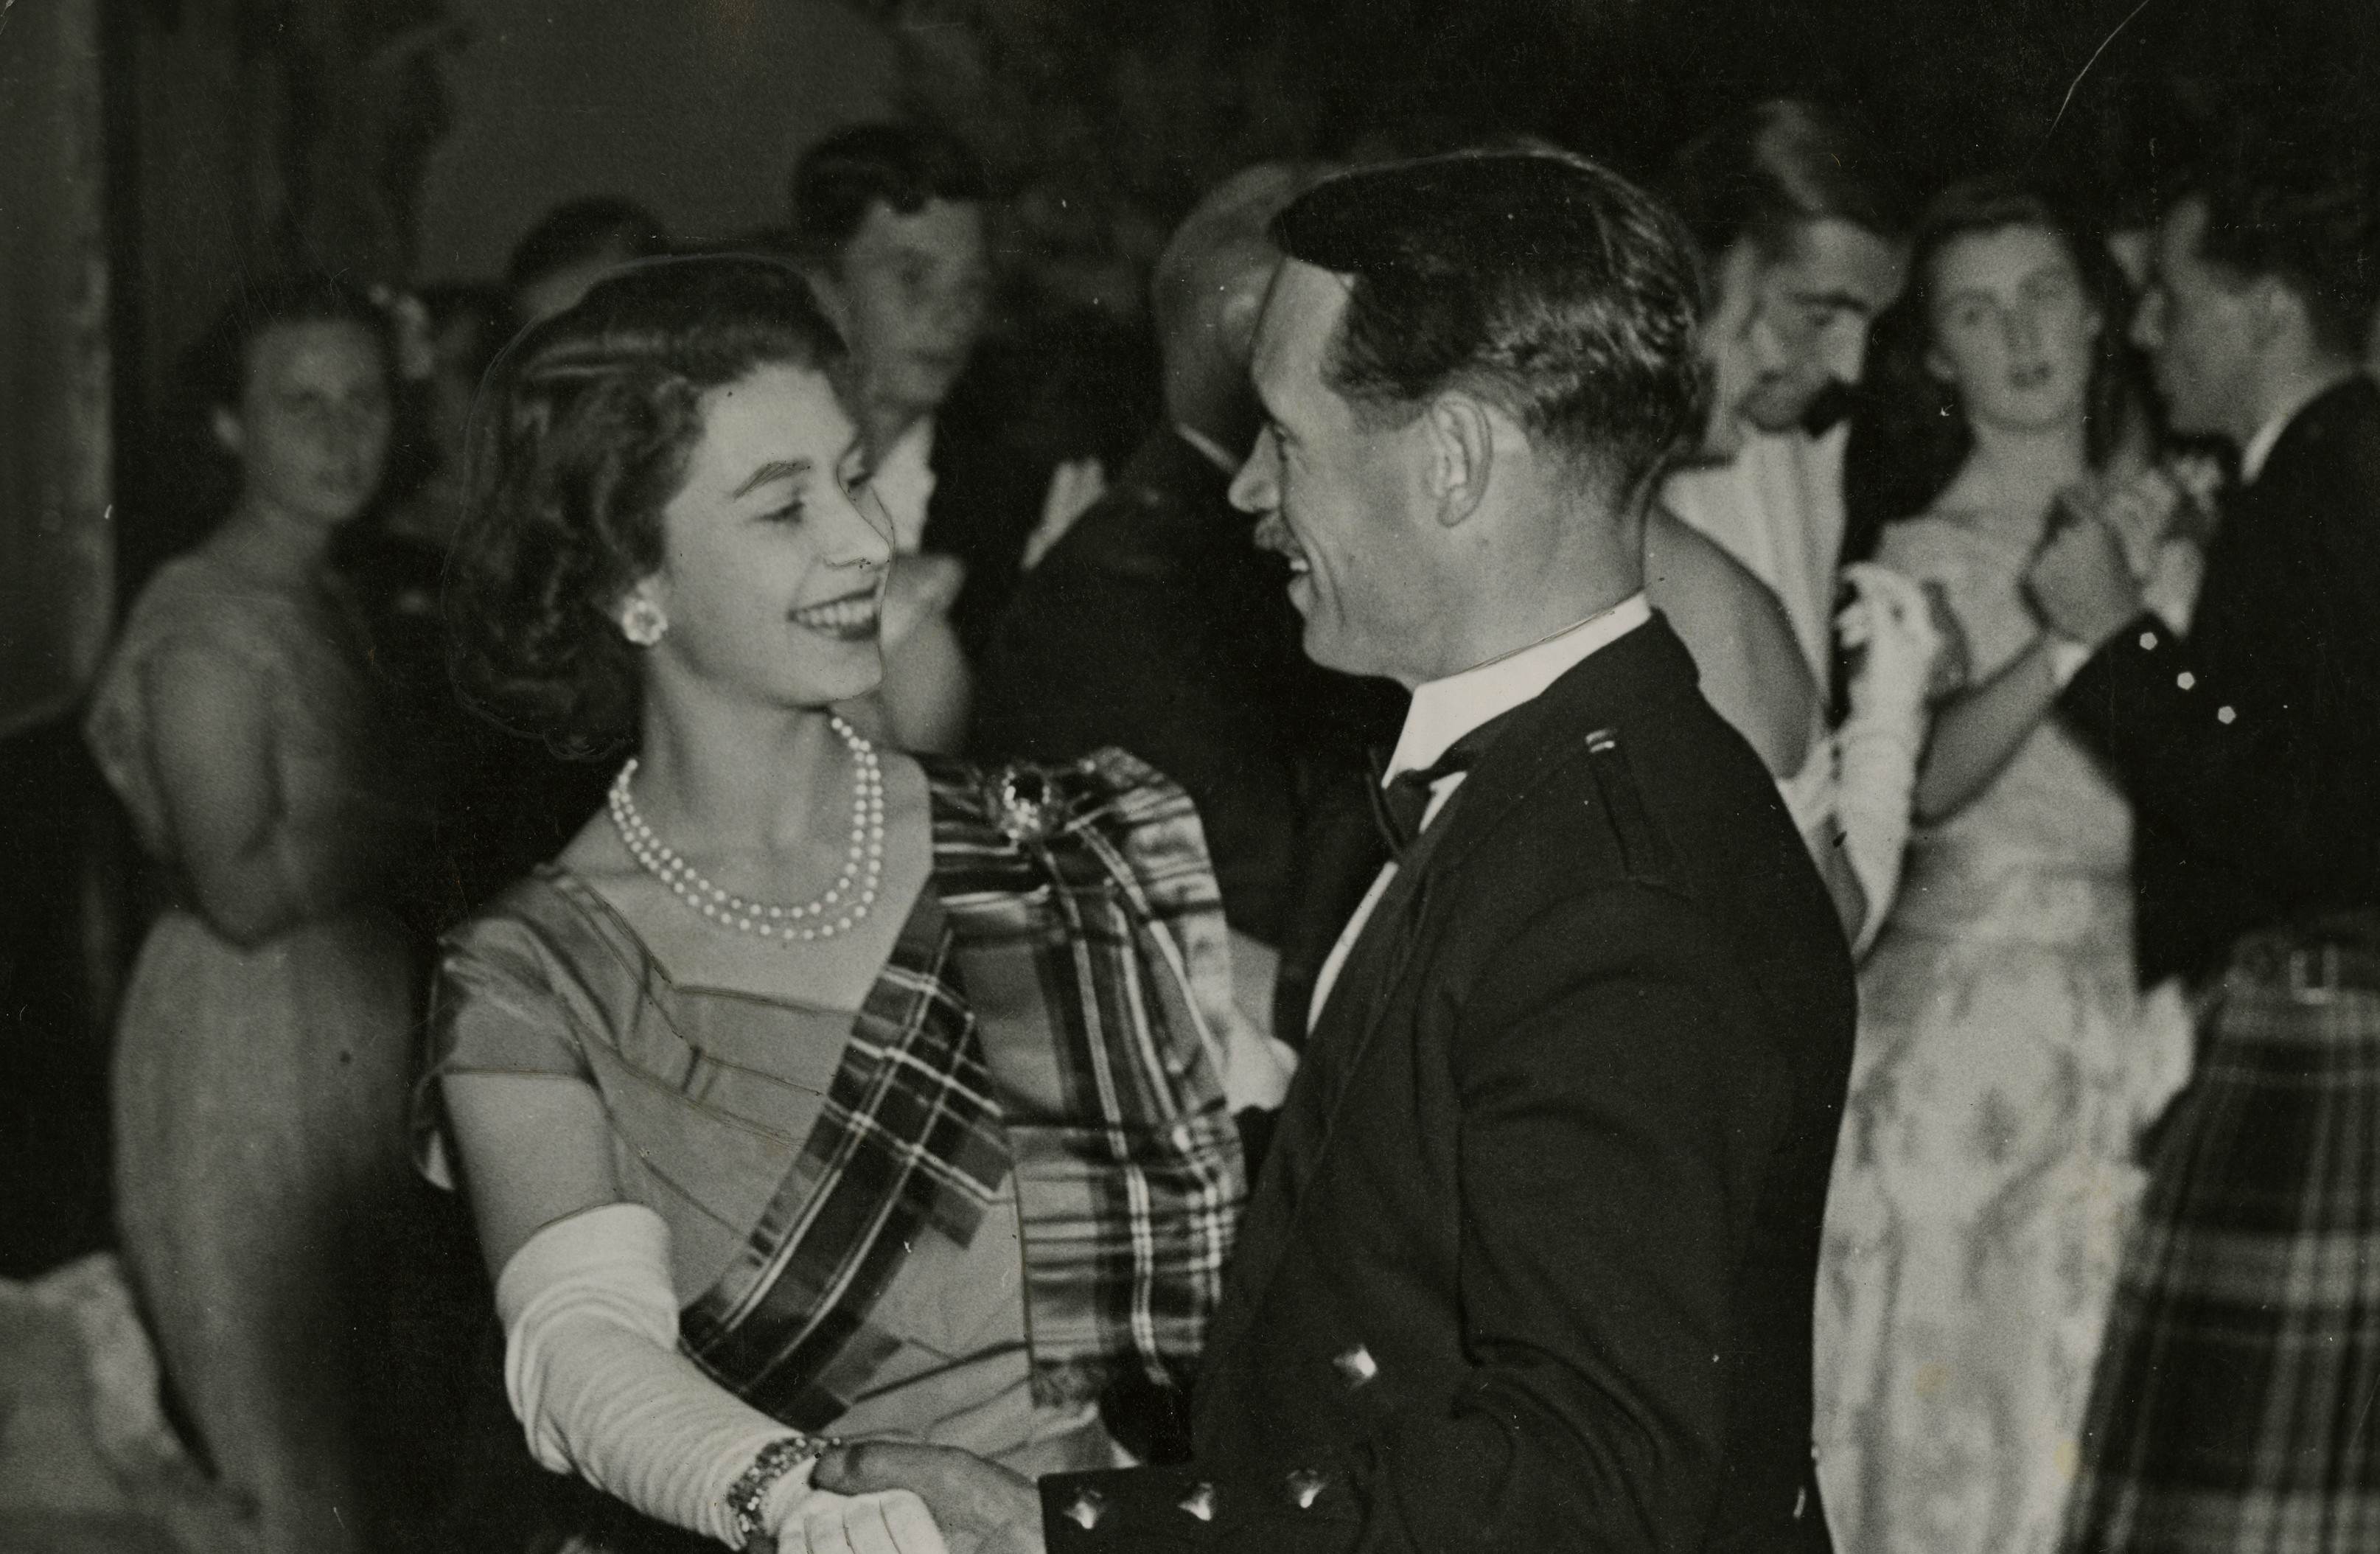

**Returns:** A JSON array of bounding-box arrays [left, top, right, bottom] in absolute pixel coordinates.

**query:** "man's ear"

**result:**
[[211, 405, 243, 459], [1424, 392, 1494, 529]]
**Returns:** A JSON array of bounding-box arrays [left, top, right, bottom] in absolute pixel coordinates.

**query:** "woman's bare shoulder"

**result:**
[[1644, 506, 1816, 775]]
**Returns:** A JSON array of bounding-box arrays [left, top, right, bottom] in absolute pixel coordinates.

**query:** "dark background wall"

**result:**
[[0, 0, 113, 739], [817, 0, 2373, 330], [415, 0, 896, 280]]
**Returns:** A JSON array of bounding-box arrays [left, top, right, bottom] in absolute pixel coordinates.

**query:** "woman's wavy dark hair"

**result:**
[[447, 254, 845, 757], [1847, 175, 2143, 534]]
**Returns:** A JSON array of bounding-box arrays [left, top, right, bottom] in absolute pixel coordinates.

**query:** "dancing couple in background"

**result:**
[[1817, 126, 2380, 1554]]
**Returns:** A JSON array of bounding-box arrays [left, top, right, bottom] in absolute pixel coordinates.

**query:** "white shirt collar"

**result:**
[[869, 416, 938, 553], [2241, 406, 2294, 486], [1384, 593, 1653, 783]]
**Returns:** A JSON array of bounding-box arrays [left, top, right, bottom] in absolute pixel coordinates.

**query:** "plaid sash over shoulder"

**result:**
[[677, 877, 1006, 1426], [680, 750, 1246, 1423], [928, 750, 1250, 1404]]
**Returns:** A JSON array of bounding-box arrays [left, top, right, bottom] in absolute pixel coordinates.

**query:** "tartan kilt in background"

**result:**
[[2063, 933, 2380, 1554]]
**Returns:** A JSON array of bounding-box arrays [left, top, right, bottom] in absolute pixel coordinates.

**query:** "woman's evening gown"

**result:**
[[1812, 506, 2192, 1554], [416, 753, 1250, 1551], [85, 546, 416, 1554]]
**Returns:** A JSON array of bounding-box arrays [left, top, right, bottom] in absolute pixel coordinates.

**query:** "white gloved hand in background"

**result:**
[[1832, 562, 1947, 955]]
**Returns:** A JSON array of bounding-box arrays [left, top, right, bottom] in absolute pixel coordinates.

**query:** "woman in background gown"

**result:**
[[1812, 178, 2199, 1554], [85, 274, 417, 1554]]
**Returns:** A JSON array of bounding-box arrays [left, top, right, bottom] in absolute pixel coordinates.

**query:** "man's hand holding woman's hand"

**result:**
[[878, 554, 966, 653], [2027, 494, 2146, 652], [810, 1442, 1045, 1554], [2081, 465, 2188, 579], [777, 1483, 949, 1554]]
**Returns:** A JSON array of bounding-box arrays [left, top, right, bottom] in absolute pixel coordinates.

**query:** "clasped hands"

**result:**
[[2025, 466, 2188, 651], [782, 1442, 1044, 1554]]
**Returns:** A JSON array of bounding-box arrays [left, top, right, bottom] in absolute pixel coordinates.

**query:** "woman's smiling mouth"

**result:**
[[790, 590, 882, 641]]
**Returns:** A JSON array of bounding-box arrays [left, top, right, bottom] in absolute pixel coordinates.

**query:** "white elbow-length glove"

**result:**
[[498, 1202, 946, 1554], [1832, 562, 1943, 954]]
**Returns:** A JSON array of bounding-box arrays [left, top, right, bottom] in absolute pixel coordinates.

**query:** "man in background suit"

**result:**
[[790, 124, 994, 561], [790, 123, 1148, 668], [969, 163, 1404, 1040], [820, 150, 1857, 1553], [2028, 133, 2380, 1551], [1655, 100, 1910, 684]]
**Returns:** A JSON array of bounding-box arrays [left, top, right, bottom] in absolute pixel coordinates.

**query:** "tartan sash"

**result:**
[[680, 751, 1246, 1423], [677, 881, 1005, 1426]]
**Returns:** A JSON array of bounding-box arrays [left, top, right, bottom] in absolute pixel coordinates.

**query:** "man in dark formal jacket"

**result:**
[[817, 150, 1858, 1554], [970, 164, 1404, 1036], [2027, 137, 2380, 1550]]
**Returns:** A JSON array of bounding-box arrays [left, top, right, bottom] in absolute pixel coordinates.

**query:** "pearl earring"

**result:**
[[621, 598, 669, 647]]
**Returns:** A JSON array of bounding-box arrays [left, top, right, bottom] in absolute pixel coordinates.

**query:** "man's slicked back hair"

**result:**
[[2183, 128, 2380, 362], [1271, 150, 1707, 499], [1661, 100, 1911, 262]]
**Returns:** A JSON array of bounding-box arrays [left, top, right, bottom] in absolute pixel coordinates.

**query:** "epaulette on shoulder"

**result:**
[[1580, 725, 1676, 885]]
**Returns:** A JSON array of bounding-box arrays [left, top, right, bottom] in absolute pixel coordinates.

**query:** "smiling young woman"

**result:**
[[428, 256, 1283, 1554]]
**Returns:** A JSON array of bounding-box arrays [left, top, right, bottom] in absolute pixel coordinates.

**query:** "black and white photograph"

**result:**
[[1, 1, 2376, 1550]]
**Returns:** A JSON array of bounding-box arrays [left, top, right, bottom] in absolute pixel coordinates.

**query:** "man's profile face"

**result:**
[[814, 197, 992, 440], [1704, 217, 1905, 447], [2131, 196, 2261, 442], [1230, 259, 1441, 686]]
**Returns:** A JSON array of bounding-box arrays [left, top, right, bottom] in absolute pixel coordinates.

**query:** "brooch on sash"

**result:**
[[988, 764, 1067, 844]]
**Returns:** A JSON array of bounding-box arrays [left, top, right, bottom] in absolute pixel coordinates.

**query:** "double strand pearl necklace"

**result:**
[[607, 714, 884, 943]]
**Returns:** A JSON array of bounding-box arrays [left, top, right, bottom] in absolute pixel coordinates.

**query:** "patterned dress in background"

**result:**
[[1813, 506, 2193, 1554]]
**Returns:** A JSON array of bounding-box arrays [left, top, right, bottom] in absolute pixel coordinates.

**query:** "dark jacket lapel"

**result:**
[[1298, 617, 1702, 1132], [1208, 618, 1706, 1367]]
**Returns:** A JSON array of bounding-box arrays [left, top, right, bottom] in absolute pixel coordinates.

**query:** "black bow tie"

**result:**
[[1366, 710, 1518, 857], [1800, 382, 1856, 437]]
